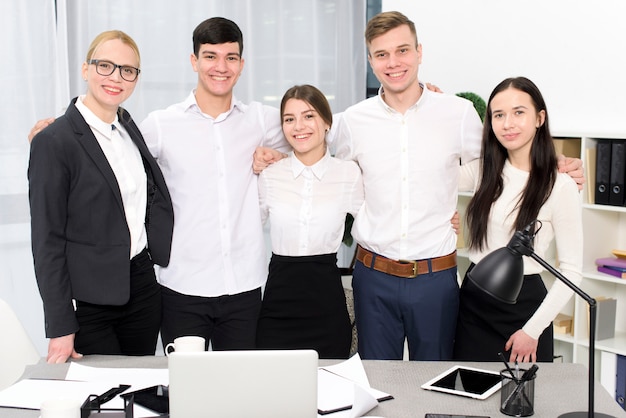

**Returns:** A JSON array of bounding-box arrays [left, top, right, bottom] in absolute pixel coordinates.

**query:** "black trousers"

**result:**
[[74, 248, 161, 356], [160, 286, 261, 351]]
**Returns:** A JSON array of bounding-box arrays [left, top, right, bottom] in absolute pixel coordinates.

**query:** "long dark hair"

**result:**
[[466, 77, 557, 251]]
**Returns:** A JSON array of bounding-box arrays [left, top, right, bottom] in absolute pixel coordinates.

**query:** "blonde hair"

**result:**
[[85, 30, 140, 66]]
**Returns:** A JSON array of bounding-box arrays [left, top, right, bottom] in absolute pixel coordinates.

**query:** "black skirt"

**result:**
[[454, 266, 554, 362], [256, 253, 352, 359]]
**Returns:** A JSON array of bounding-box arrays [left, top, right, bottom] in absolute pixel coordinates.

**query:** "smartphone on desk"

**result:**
[[425, 414, 490, 418]]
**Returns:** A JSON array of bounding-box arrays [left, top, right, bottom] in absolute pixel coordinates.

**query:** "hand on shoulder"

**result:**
[[28, 117, 56, 143]]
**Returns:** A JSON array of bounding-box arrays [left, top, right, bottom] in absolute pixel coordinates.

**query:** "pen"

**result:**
[[498, 352, 519, 383]]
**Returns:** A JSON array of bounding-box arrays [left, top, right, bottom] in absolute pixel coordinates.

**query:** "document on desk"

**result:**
[[65, 362, 169, 388], [0, 379, 114, 409], [317, 354, 393, 417], [0, 363, 168, 417]]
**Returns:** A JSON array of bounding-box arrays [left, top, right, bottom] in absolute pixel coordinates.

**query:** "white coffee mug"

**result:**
[[165, 335, 206, 356], [40, 398, 81, 418]]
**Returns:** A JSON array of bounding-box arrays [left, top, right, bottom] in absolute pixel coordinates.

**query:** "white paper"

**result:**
[[66, 362, 169, 388], [0, 379, 113, 409], [0, 363, 169, 418], [316, 353, 391, 417]]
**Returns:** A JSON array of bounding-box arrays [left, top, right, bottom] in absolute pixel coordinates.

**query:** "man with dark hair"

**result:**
[[139, 17, 287, 350]]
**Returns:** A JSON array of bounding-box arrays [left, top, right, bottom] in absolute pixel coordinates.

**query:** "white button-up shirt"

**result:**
[[333, 86, 482, 260], [140, 92, 287, 297], [258, 150, 363, 256], [76, 96, 147, 259]]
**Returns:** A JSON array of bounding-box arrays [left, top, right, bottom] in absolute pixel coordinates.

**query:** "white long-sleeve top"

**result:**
[[258, 151, 364, 256], [140, 91, 288, 297], [460, 159, 583, 339]]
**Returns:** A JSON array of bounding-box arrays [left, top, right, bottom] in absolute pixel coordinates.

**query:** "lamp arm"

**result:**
[[527, 252, 596, 307], [528, 251, 598, 418]]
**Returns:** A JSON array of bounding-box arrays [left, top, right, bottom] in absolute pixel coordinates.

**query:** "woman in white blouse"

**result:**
[[454, 77, 582, 363], [256, 85, 364, 359]]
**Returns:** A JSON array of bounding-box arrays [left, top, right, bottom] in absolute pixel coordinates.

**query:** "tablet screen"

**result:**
[[421, 365, 502, 400]]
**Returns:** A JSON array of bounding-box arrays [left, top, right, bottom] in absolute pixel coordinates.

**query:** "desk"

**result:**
[[2, 356, 625, 417]]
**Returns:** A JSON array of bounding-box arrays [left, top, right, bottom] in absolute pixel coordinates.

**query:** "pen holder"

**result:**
[[500, 369, 536, 417]]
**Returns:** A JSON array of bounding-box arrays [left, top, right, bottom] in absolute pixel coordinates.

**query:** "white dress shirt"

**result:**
[[464, 159, 583, 339], [75, 96, 147, 259], [258, 150, 364, 257], [333, 86, 483, 260], [140, 91, 287, 297]]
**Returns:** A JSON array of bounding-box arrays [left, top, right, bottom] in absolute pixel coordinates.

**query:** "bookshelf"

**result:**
[[457, 134, 626, 398]]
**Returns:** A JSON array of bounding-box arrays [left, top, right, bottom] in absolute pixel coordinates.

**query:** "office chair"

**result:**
[[0, 298, 41, 390]]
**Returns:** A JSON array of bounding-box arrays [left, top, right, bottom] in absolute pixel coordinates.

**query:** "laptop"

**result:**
[[168, 349, 319, 418]]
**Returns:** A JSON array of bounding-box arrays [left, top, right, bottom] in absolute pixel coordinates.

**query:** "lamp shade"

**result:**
[[467, 246, 525, 304]]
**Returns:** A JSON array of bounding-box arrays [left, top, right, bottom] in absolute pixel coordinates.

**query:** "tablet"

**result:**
[[421, 365, 502, 400]]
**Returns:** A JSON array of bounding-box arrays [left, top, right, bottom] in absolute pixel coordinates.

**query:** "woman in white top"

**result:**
[[256, 85, 363, 359], [454, 77, 582, 363]]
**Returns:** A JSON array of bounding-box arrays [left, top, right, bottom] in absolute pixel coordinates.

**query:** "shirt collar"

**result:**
[[184, 90, 245, 118], [75, 95, 119, 139], [377, 82, 426, 113], [290, 149, 331, 180]]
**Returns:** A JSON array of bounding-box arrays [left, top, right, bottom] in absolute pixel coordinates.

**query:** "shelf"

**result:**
[[595, 331, 626, 356], [583, 270, 626, 285], [583, 203, 626, 213], [554, 333, 576, 344], [569, 331, 626, 357]]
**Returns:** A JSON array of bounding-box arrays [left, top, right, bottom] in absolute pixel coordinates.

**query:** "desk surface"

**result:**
[[2, 355, 625, 417]]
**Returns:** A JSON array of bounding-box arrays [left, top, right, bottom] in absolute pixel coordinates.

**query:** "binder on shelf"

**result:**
[[617, 354, 625, 411], [609, 139, 626, 206], [595, 140, 612, 205], [595, 256, 626, 269], [597, 266, 626, 279]]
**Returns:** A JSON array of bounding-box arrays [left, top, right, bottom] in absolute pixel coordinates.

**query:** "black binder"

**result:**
[[595, 140, 612, 205], [609, 139, 626, 206]]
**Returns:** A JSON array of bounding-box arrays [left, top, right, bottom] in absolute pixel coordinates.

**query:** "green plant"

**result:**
[[456, 92, 486, 122]]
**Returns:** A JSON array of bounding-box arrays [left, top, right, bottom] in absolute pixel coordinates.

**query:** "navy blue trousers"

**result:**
[[352, 259, 459, 360]]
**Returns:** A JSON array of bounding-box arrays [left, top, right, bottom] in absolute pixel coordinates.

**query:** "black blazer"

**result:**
[[28, 98, 174, 338]]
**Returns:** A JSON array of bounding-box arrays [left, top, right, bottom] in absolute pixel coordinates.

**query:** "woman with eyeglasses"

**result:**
[[28, 30, 174, 363]]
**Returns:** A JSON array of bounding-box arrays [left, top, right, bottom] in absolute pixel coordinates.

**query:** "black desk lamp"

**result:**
[[467, 220, 615, 418]]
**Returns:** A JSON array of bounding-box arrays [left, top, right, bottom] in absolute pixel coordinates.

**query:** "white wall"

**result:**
[[382, 0, 626, 136]]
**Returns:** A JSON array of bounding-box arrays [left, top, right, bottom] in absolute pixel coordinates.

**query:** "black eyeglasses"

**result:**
[[87, 59, 141, 82]]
